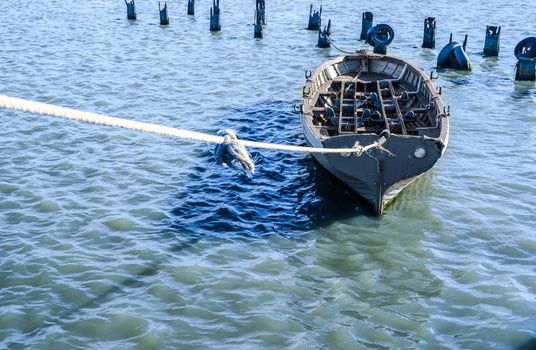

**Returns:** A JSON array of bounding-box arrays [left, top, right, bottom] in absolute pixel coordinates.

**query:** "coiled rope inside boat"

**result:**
[[0, 95, 390, 174]]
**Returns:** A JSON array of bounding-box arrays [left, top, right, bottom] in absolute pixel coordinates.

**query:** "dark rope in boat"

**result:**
[[330, 40, 357, 55]]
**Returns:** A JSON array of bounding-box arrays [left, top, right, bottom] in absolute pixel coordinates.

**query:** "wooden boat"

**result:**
[[301, 50, 449, 215]]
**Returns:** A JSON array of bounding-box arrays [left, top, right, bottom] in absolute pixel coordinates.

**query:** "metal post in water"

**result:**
[[373, 45, 386, 55], [516, 59, 536, 81], [483, 26, 500, 56], [256, 0, 266, 25], [254, 6, 263, 38], [307, 4, 322, 31], [360, 12, 373, 41], [317, 19, 332, 48], [514, 37, 536, 81], [159, 2, 169, 25], [210, 0, 221, 32], [422, 17, 436, 49], [187, 0, 195, 15], [125, 0, 136, 20]]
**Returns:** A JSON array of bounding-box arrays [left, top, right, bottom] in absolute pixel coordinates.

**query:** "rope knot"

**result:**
[[214, 129, 255, 177]]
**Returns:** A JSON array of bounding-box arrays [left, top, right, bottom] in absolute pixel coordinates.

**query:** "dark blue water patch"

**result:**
[[438, 70, 473, 86], [449, 77, 472, 86], [168, 100, 371, 238]]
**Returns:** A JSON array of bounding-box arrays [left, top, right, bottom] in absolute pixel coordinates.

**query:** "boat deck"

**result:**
[[305, 55, 443, 139]]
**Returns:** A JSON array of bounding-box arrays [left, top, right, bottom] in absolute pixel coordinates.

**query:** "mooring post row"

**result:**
[[120, 4, 536, 81]]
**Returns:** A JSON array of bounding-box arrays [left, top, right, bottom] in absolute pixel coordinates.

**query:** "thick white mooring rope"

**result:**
[[0, 94, 386, 155]]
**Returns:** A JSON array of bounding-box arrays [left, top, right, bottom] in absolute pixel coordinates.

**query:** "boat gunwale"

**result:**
[[302, 52, 449, 147]]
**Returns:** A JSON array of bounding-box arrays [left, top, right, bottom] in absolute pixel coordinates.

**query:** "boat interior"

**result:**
[[307, 55, 444, 138]]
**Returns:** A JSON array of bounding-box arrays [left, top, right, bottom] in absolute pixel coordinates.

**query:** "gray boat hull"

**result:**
[[302, 118, 446, 215], [300, 52, 449, 215]]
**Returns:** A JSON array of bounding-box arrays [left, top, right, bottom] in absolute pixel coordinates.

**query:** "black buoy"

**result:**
[[254, 6, 263, 38], [159, 2, 169, 25], [366, 24, 394, 55], [125, 0, 136, 20], [317, 19, 332, 48], [422, 17, 436, 49], [360, 12, 373, 41], [307, 4, 322, 31], [514, 37, 536, 81], [210, 0, 221, 32], [187, 0, 195, 15], [437, 34, 472, 71], [256, 0, 266, 25], [483, 26, 501, 56]]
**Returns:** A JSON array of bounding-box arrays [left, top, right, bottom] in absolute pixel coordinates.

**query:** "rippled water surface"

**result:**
[[1, 0, 536, 348]]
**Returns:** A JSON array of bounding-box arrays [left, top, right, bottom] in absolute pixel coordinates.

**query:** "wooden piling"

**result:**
[[483, 26, 500, 56], [125, 0, 136, 20], [210, 0, 221, 32], [159, 2, 169, 25], [422, 17, 436, 49]]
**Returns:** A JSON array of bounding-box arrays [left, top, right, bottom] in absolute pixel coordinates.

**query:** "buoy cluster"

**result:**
[[307, 5, 535, 81], [123, 1, 536, 81]]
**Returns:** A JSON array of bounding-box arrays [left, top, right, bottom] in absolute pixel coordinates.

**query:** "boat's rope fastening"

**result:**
[[214, 130, 255, 177], [329, 40, 356, 55], [0, 94, 390, 156]]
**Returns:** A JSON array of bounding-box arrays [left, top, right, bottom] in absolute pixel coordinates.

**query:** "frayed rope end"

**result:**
[[214, 129, 255, 177]]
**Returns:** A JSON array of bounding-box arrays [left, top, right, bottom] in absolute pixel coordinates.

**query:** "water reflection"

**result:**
[[512, 81, 536, 99]]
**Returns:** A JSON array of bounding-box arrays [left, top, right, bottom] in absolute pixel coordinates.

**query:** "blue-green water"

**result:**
[[1, 0, 536, 348]]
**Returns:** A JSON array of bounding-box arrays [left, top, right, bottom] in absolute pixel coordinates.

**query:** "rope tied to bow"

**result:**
[[0, 94, 393, 176]]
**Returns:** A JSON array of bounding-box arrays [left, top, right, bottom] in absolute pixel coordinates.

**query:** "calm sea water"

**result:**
[[1, 0, 536, 348]]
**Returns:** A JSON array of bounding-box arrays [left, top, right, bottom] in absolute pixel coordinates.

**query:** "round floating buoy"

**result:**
[[366, 24, 395, 47], [514, 37, 536, 81], [437, 36, 472, 71], [514, 37, 536, 60]]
